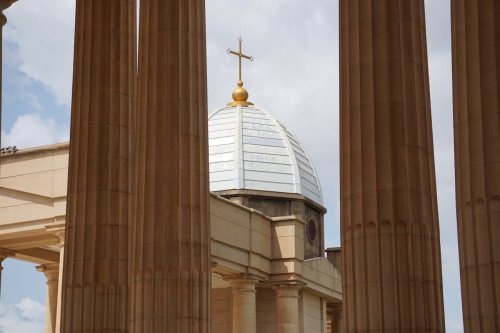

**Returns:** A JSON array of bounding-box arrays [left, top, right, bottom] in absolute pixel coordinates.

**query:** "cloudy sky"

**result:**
[[0, 0, 462, 332]]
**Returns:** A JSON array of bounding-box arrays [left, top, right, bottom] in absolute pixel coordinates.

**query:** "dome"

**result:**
[[208, 104, 323, 205]]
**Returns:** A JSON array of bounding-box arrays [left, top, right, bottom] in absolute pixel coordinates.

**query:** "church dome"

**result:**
[[208, 104, 323, 205]]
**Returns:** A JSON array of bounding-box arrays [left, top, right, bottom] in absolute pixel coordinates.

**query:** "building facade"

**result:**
[[0, 100, 343, 333]]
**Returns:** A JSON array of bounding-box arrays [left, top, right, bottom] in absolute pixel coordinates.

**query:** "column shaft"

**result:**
[[61, 1, 136, 332], [340, 0, 445, 331], [54, 230, 64, 333], [452, 0, 500, 332], [37, 264, 59, 333], [131, 0, 210, 332], [0, 258, 5, 300], [274, 285, 301, 333], [0, 249, 14, 301], [327, 303, 343, 333], [230, 279, 257, 333], [333, 308, 343, 333]]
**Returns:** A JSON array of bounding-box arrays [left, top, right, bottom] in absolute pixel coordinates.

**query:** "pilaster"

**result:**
[[131, 0, 210, 331], [452, 0, 500, 331], [60, 1, 136, 332], [340, 0, 445, 331]]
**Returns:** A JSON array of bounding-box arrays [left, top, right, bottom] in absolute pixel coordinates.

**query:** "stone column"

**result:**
[[0, 248, 13, 300], [0, 255, 6, 299], [331, 303, 343, 333], [54, 230, 64, 333], [340, 0, 445, 332], [0, 0, 15, 151], [274, 284, 302, 333], [60, 1, 136, 332], [228, 277, 258, 333], [327, 303, 343, 333], [0, 259, 3, 298], [452, 1, 500, 332], [37, 264, 59, 333], [131, 0, 210, 331]]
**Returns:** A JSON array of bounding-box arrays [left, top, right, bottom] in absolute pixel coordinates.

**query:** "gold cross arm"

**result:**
[[227, 37, 254, 82]]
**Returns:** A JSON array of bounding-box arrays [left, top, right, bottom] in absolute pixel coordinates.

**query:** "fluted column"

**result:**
[[61, 1, 136, 332], [452, 1, 500, 332], [37, 264, 59, 333], [0, 0, 15, 151], [274, 284, 302, 333], [340, 0, 445, 332], [131, 0, 210, 332], [228, 277, 258, 333]]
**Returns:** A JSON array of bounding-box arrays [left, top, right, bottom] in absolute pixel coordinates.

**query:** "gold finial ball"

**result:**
[[232, 80, 249, 102]]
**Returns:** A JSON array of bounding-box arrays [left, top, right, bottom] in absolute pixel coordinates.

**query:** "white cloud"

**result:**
[[4, 0, 75, 106], [1, 113, 69, 149], [0, 298, 45, 333]]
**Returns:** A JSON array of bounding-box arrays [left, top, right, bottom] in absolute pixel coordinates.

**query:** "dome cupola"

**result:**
[[208, 104, 323, 205], [210, 37, 323, 205]]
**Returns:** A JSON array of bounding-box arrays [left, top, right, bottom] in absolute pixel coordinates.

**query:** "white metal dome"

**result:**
[[208, 104, 323, 205]]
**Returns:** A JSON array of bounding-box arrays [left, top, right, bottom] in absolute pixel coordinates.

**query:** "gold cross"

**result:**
[[227, 37, 253, 83]]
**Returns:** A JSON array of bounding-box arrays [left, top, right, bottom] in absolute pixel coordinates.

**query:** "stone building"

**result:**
[[1, 0, 500, 332], [0, 84, 343, 332]]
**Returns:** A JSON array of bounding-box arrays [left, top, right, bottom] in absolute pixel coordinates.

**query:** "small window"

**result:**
[[307, 219, 317, 243]]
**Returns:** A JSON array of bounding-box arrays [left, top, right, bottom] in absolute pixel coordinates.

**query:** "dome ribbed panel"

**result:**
[[279, 122, 323, 204], [208, 105, 323, 205], [208, 108, 237, 190]]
